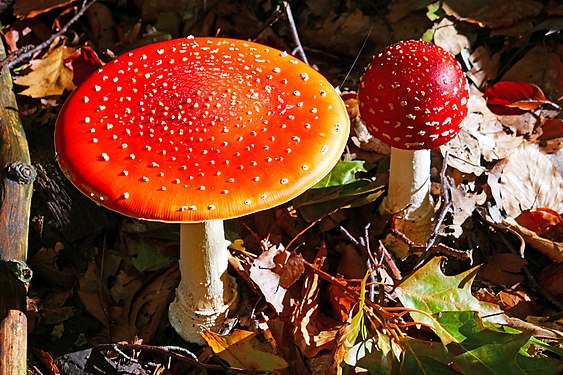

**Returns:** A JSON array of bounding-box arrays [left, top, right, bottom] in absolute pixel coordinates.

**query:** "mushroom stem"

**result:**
[[379, 148, 434, 256], [169, 220, 237, 344]]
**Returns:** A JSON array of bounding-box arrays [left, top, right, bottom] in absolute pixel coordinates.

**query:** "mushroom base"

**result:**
[[169, 276, 238, 345], [169, 220, 238, 344]]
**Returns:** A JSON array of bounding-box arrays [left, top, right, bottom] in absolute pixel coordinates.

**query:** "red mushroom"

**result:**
[[358, 40, 469, 255], [55, 36, 350, 343]]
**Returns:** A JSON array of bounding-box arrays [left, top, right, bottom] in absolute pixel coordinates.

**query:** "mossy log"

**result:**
[[0, 42, 34, 375]]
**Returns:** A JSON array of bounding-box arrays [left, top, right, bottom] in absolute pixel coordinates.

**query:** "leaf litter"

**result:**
[[5, 0, 563, 373]]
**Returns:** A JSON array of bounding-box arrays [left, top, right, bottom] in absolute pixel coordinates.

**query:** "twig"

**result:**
[[2, 0, 97, 69], [283, 1, 309, 65], [339, 224, 378, 301], [391, 228, 472, 263], [97, 343, 259, 374], [251, 4, 284, 41], [425, 150, 452, 252]]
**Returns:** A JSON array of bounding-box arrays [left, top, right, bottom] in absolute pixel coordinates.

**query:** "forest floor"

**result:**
[[1, 0, 562, 374]]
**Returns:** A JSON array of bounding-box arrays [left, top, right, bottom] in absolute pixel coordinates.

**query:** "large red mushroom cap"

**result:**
[[358, 40, 469, 150], [55, 37, 349, 223]]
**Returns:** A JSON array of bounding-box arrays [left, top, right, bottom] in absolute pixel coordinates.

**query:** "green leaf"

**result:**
[[131, 238, 176, 273], [313, 160, 367, 188], [294, 179, 385, 222], [395, 257, 505, 345], [402, 337, 459, 375], [434, 312, 563, 375]]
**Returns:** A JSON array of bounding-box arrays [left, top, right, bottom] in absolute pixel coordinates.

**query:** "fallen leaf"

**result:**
[[15, 41, 76, 97], [395, 257, 506, 345], [77, 261, 111, 339], [293, 246, 339, 357], [14, 0, 74, 18], [501, 44, 563, 101], [515, 208, 563, 241], [442, 0, 543, 35], [503, 217, 563, 262], [432, 18, 471, 56], [466, 46, 501, 90], [538, 119, 563, 141], [64, 46, 104, 87], [201, 329, 288, 372], [538, 263, 563, 300], [497, 289, 538, 319], [248, 244, 290, 313], [479, 253, 528, 286], [499, 143, 563, 218], [484, 81, 557, 115]]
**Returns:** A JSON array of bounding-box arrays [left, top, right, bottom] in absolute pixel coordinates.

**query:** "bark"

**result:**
[[0, 42, 33, 375]]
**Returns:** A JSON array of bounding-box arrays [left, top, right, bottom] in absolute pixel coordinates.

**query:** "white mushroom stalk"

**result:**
[[169, 221, 237, 345], [379, 148, 434, 250]]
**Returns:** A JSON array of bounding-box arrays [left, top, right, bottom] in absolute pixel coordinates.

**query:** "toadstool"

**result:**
[[55, 36, 350, 344], [358, 40, 469, 255]]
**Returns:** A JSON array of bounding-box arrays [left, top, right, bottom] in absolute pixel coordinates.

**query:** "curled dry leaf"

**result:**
[[249, 244, 304, 314], [503, 217, 563, 262], [484, 81, 557, 115], [499, 142, 563, 218], [515, 207, 563, 241], [14, 42, 77, 97]]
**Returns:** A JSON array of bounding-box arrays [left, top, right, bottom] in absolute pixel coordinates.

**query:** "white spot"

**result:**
[[101, 153, 109, 161], [122, 192, 129, 199], [280, 178, 289, 184]]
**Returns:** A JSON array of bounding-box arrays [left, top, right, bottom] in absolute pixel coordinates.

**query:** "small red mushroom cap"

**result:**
[[55, 37, 350, 223], [358, 40, 469, 150]]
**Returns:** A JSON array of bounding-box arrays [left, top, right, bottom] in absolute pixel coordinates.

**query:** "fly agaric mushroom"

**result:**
[[55, 36, 350, 344], [358, 40, 469, 255]]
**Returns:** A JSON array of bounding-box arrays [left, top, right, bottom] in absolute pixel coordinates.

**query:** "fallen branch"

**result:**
[[1, 0, 96, 68]]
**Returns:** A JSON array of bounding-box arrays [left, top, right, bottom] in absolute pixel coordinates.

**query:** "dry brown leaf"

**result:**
[[479, 253, 528, 286], [201, 329, 288, 371], [131, 265, 180, 341], [467, 46, 501, 90], [77, 261, 111, 338], [14, 0, 74, 18], [293, 246, 339, 358], [433, 18, 471, 56], [444, 89, 523, 175], [499, 142, 563, 218], [15, 42, 76, 97], [503, 217, 563, 262], [501, 45, 563, 101], [442, 0, 543, 35], [248, 244, 289, 314]]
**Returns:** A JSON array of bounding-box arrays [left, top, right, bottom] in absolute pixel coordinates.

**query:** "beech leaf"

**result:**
[[499, 143, 563, 218], [484, 81, 557, 115], [15, 43, 77, 97]]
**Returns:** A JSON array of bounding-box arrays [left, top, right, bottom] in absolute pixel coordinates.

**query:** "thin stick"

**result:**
[[283, 1, 308, 65], [3, 0, 97, 68], [97, 343, 259, 374]]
